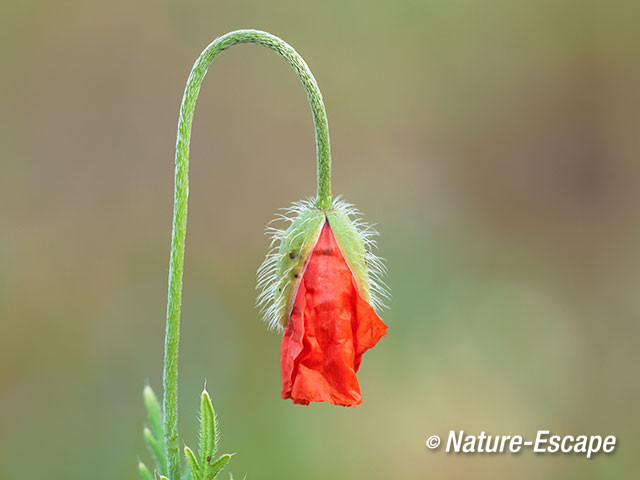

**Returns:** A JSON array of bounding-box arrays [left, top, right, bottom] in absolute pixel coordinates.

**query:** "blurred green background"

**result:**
[[1, 0, 638, 478]]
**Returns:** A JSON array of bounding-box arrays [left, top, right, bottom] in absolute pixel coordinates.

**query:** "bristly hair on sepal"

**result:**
[[256, 196, 389, 332]]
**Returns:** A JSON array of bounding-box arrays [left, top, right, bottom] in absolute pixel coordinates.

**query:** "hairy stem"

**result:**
[[163, 29, 332, 480]]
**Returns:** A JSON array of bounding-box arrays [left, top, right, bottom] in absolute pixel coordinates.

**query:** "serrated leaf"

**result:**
[[138, 461, 153, 480], [200, 390, 218, 471], [144, 426, 168, 475], [184, 445, 201, 480], [207, 454, 232, 480]]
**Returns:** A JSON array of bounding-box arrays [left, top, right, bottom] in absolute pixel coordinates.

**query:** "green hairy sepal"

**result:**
[[257, 197, 389, 330]]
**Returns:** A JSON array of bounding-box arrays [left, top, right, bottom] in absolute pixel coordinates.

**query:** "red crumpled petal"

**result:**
[[281, 221, 387, 406]]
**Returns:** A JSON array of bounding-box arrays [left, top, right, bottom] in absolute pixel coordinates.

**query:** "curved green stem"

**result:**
[[162, 29, 332, 480]]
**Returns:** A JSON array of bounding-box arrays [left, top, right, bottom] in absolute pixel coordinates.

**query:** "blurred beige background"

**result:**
[[1, 0, 639, 479]]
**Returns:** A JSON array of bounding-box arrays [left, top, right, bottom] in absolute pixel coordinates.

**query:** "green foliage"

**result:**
[[184, 390, 233, 480], [138, 461, 154, 480], [144, 385, 165, 450], [140, 386, 233, 480], [141, 385, 168, 478]]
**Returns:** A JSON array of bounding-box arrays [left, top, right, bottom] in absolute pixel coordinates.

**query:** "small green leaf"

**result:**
[[138, 461, 153, 480], [184, 445, 201, 480], [143, 385, 167, 475], [184, 463, 194, 480], [144, 426, 168, 475], [200, 390, 218, 471], [143, 385, 165, 447], [207, 454, 233, 480]]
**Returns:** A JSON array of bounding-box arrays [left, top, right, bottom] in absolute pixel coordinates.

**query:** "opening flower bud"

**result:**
[[257, 198, 388, 406]]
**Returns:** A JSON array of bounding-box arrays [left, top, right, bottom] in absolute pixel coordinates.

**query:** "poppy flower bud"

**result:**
[[258, 198, 388, 406]]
